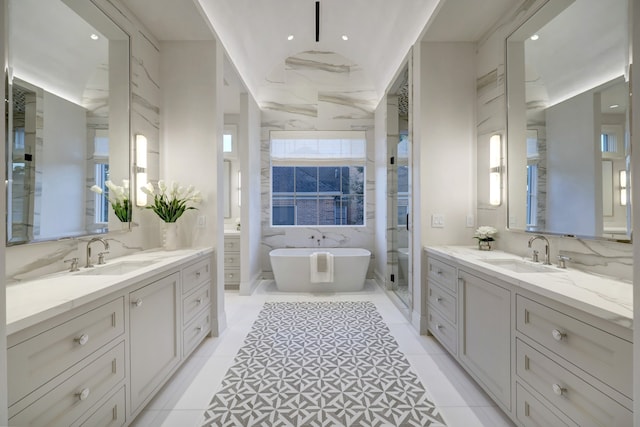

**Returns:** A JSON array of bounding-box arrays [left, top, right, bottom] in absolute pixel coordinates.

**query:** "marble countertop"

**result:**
[[6, 247, 213, 335], [425, 246, 633, 330]]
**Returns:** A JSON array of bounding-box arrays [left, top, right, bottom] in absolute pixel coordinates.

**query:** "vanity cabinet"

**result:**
[[7, 250, 214, 427], [223, 234, 241, 289], [129, 272, 180, 413], [458, 269, 512, 410], [424, 249, 633, 426]]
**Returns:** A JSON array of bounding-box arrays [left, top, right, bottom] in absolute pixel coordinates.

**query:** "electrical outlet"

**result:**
[[431, 214, 445, 228], [466, 214, 474, 227], [197, 215, 206, 228]]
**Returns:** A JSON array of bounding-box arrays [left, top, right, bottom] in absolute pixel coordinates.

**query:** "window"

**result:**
[[271, 131, 366, 226], [526, 163, 538, 226], [223, 124, 237, 158]]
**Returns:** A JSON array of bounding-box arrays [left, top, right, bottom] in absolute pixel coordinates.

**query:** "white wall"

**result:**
[[239, 92, 262, 294], [0, 0, 8, 420], [416, 41, 477, 331], [159, 40, 226, 334]]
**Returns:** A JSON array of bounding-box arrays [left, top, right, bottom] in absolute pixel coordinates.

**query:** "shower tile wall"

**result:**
[[259, 51, 377, 276], [475, 0, 633, 282]]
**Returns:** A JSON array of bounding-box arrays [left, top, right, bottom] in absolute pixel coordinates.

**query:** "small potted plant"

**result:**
[[474, 226, 497, 251]]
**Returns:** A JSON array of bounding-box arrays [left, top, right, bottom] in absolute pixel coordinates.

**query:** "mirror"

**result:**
[[506, 0, 631, 241], [6, 0, 130, 245]]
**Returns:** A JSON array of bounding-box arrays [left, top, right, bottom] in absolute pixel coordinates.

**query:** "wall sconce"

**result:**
[[489, 134, 502, 206], [135, 134, 148, 207], [620, 170, 627, 206]]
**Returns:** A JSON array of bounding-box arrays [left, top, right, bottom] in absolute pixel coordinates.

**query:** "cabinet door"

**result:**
[[459, 270, 511, 409], [129, 272, 180, 412]]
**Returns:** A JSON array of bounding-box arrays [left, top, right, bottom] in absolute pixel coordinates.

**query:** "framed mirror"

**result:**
[[6, 0, 130, 245], [506, 0, 631, 242]]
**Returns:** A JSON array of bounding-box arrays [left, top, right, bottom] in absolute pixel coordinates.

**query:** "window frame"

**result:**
[[270, 131, 366, 228]]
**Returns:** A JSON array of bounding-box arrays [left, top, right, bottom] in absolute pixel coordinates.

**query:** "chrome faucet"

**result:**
[[527, 235, 551, 265], [86, 237, 109, 268]]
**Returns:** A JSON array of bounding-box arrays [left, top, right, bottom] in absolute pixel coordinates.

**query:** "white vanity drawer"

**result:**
[[182, 257, 211, 294], [516, 382, 578, 427], [72, 385, 126, 427], [8, 297, 125, 406], [428, 281, 456, 325], [183, 309, 211, 357], [224, 252, 241, 267], [9, 341, 125, 427], [516, 295, 632, 398], [224, 236, 240, 251], [428, 308, 457, 355], [183, 282, 211, 326], [224, 268, 240, 285], [516, 339, 632, 427], [427, 256, 457, 294]]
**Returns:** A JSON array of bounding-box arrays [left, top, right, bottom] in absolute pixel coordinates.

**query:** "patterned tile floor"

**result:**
[[202, 301, 446, 426], [131, 280, 515, 427]]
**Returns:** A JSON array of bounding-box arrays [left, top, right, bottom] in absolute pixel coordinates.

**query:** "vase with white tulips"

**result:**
[[140, 180, 202, 250]]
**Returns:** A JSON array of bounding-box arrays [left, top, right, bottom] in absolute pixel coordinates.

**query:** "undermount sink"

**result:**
[[76, 260, 158, 276], [481, 258, 560, 273]]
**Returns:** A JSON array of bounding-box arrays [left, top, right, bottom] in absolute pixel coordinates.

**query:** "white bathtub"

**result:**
[[269, 248, 371, 292]]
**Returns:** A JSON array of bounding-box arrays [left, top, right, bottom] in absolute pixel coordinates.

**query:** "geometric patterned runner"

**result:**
[[201, 301, 447, 426]]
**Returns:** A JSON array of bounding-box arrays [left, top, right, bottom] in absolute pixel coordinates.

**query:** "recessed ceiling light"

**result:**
[[609, 104, 620, 109], [341, 35, 349, 41], [90, 34, 99, 41], [530, 34, 539, 41], [287, 35, 294, 41]]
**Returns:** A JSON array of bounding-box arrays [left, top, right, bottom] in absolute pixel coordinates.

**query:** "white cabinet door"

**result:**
[[459, 269, 511, 409], [129, 272, 180, 412]]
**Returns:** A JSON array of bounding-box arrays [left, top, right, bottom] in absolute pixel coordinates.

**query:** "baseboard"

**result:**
[[239, 270, 262, 295]]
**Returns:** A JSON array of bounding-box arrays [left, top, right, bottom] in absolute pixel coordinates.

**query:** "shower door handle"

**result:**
[[406, 213, 409, 231]]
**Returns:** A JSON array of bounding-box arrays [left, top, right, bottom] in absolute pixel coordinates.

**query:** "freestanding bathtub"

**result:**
[[269, 248, 371, 292]]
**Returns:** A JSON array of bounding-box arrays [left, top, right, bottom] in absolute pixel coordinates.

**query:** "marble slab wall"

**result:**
[[259, 51, 378, 277], [5, 0, 161, 282], [475, 0, 632, 282]]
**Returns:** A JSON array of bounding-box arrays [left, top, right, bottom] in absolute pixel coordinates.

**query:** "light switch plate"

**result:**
[[466, 214, 474, 227], [197, 215, 206, 228], [431, 214, 445, 228]]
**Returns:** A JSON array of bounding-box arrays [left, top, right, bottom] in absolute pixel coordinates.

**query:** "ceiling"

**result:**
[[120, 0, 517, 110]]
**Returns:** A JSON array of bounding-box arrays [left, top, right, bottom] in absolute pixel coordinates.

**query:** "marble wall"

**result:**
[[259, 51, 378, 277], [5, 0, 161, 282], [475, 0, 633, 282]]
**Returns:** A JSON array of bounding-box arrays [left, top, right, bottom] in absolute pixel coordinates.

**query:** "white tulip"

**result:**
[[90, 185, 103, 194]]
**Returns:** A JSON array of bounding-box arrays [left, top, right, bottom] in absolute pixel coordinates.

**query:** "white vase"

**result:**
[[163, 222, 179, 250]]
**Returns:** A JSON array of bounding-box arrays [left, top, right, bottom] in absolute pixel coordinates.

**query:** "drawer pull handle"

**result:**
[[196, 271, 201, 278], [436, 269, 443, 275], [196, 298, 203, 305], [196, 326, 203, 332], [74, 334, 89, 346], [435, 323, 443, 330], [436, 297, 443, 303], [76, 388, 91, 401], [551, 329, 566, 341], [552, 383, 565, 396], [132, 299, 143, 307]]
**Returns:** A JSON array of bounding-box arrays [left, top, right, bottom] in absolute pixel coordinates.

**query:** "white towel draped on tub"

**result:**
[[310, 252, 334, 283]]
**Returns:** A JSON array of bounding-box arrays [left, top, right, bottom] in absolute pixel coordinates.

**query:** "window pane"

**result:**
[[295, 167, 318, 193], [318, 167, 340, 192], [223, 134, 233, 153], [295, 195, 318, 225], [343, 195, 364, 225], [318, 195, 339, 225], [273, 203, 295, 225], [345, 166, 364, 195], [272, 167, 294, 193]]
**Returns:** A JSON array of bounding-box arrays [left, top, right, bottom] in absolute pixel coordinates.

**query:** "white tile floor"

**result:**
[[131, 280, 515, 427]]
